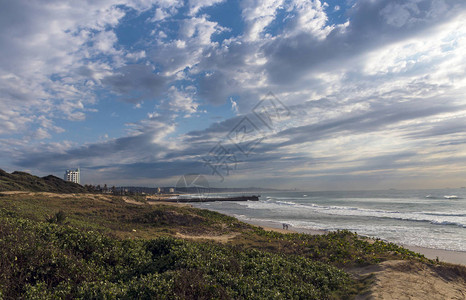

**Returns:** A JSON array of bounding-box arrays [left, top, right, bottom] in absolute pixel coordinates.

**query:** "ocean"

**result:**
[[192, 189, 466, 252]]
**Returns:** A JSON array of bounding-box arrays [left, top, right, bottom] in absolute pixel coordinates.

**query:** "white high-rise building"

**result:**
[[64, 168, 80, 184]]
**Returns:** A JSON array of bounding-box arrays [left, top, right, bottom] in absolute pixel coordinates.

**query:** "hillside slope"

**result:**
[[0, 169, 86, 193]]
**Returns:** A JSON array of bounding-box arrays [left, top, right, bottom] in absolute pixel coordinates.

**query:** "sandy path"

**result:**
[[122, 196, 145, 205], [0, 191, 31, 194], [175, 232, 239, 243], [147, 200, 193, 207]]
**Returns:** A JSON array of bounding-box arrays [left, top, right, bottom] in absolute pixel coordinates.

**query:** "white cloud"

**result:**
[[362, 13, 466, 95], [180, 15, 227, 45], [188, 0, 225, 16], [0, 0, 131, 138], [34, 128, 52, 140], [126, 50, 147, 61], [230, 97, 239, 114], [92, 30, 120, 55], [289, 0, 333, 39], [149, 0, 184, 21], [241, 0, 284, 41], [149, 14, 228, 79], [165, 86, 199, 116], [152, 7, 170, 21]]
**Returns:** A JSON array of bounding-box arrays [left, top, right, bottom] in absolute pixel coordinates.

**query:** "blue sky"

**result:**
[[1, 0, 466, 190]]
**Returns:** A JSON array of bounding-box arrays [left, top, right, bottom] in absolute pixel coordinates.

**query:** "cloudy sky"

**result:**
[[1, 0, 466, 190]]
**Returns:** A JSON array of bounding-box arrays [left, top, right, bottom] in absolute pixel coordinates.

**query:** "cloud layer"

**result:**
[[2, 0, 466, 189]]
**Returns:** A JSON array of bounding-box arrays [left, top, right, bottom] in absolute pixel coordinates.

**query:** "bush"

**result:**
[[0, 213, 356, 299], [249, 228, 429, 266], [46, 210, 67, 224]]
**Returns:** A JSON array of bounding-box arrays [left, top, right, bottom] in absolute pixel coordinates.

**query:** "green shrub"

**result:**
[[248, 228, 430, 266], [0, 214, 356, 299]]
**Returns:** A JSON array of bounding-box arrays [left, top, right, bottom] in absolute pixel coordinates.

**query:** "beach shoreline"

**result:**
[[239, 217, 466, 266]]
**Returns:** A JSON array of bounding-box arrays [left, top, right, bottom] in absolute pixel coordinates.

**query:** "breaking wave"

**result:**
[[238, 199, 466, 228]]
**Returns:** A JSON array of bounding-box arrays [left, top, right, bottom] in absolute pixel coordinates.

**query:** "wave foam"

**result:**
[[237, 200, 466, 228]]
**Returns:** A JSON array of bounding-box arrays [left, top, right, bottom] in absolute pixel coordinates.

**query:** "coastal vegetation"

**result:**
[[2, 190, 465, 299], [0, 171, 464, 299], [0, 211, 353, 299]]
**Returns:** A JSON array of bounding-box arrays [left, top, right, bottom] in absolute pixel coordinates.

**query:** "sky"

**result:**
[[1, 0, 466, 190]]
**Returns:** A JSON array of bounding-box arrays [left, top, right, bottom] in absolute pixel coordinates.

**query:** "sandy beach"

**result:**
[[243, 218, 466, 266], [403, 245, 466, 266]]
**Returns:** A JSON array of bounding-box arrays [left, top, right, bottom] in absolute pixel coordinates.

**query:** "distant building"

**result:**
[[64, 168, 80, 184], [157, 187, 163, 194], [169, 188, 175, 193]]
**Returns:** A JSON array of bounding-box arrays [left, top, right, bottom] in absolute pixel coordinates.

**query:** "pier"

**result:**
[[163, 195, 260, 203]]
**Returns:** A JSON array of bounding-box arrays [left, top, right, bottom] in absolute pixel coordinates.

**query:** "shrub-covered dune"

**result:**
[[0, 213, 354, 299], [1, 192, 465, 299], [0, 169, 86, 193]]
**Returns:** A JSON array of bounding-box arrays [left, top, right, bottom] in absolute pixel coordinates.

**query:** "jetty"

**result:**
[[163, 195, 260, 203]]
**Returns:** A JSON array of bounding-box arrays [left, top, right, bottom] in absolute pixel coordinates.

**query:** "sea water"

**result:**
[[192, 189, 466, 252]]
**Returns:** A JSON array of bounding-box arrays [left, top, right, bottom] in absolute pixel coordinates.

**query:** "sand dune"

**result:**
[[356, 260, 466, 300]]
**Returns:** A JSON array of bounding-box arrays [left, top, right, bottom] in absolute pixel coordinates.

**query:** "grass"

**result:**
[[0, 193, 248, 239], [0, 191, 459, 299]]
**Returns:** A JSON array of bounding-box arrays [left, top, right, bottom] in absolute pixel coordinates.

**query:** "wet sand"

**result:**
[[403, 245, 466, 266]]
